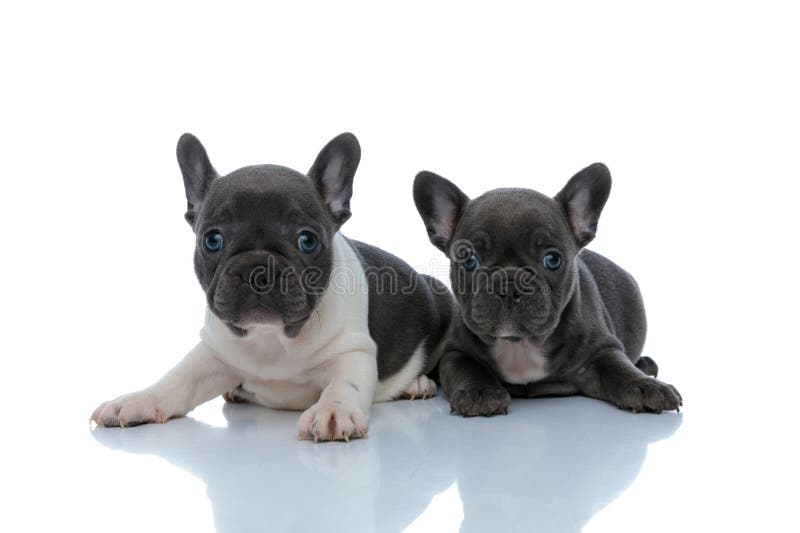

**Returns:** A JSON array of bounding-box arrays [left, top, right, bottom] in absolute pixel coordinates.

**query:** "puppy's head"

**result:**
[[177, 132, 360, 337], [413, 164, 611, 343]]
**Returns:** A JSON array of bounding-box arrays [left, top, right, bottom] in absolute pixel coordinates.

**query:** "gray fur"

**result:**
[[413, 164, 682, 416], [347, 239, 455, 380], [177, 132, 454, 385]]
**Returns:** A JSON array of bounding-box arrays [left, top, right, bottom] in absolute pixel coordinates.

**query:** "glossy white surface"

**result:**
[[88, 395, 678, 533], [4, 381, 793, 533]]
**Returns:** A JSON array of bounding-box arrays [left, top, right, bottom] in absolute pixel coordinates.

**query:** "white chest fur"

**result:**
[[491, 339, 549, 384], [197, 233, 377, 409]]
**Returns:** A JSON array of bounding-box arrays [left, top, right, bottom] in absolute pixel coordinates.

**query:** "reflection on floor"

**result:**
[[91, 395, 681, 532]]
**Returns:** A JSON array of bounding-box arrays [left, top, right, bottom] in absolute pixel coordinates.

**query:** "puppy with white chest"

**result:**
[[413, 163, 682, 416], [92, 133, 455, 441]]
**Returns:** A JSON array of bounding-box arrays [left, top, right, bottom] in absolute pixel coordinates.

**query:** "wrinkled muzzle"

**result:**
[[210, 250, 314, 328], [464, 267, 557, 340]]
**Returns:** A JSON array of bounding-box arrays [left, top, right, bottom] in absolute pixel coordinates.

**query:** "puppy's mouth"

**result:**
[[488, 323, 529, 343], [210, 293, 312, 327], [495, 335, 524, 343], [234, 305, 284, 326], [228, 304, 311, 325], [464, 299, 558, 343], [211, 274, 313, 332], [218, 308, 312, 338]]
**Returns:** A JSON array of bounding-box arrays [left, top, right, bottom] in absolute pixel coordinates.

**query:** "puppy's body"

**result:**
[[414, 167, 682, 416], [442, 249, 649, 399], [92, 134, 453, 441], [202, 233, 450, 410], [350, 239, 453, 395]]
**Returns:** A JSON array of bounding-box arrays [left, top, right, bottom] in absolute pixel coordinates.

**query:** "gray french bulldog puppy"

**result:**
[[92, 133, 455, 441], [413, 164, 682, 416]]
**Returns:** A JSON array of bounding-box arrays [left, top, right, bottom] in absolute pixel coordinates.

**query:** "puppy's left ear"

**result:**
[[308, 133, 361, 229], [177, 133, 219, 228], [555, 163, 612, 247]]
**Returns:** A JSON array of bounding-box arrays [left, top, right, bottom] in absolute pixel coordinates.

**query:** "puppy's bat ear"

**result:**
[[177, 133, 219, 227], [308, 132, 361, 229], [413, 171, 470, 254], [555, 162, 612, 248]]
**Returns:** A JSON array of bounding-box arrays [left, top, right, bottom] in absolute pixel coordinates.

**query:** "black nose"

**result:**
[[497, 284, 522, 304], [247, 264, 277, 293], [502, 287, 522, 306]]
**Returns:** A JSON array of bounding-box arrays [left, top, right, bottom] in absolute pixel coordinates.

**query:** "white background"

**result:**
[[2, 2, 799, 532]]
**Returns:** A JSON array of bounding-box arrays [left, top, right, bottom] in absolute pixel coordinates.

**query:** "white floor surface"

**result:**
[[6, 379, 796, 533]]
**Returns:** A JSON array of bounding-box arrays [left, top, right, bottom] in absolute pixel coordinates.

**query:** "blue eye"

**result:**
[[543, 251, 562, 271], [298, 231, 319, 254], [203, 231, 223, 252], [463, 254, 479, 271]]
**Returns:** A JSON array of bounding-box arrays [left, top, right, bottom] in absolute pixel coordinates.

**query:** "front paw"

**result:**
[[616, 377, 683, 413], [399, 375, 438, 400], [91, 392, 170, 427], [297, 401, 368, 442], [449, 385, 510, 417]]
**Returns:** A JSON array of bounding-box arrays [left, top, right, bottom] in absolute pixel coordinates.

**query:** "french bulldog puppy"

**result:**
[[413, 163, 682, 416], [91, 133, 455, 441]]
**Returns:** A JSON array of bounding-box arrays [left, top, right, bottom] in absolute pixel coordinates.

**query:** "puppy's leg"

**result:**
[[576, 350, 682, 413], [91, 342, 240, 427], [439, 350, 510, 417], [297, 351, 377, 442]]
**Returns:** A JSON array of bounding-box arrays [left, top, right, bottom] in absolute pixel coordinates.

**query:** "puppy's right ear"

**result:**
[[413, 171, 470, 253], [176, 133, 219, 227], [555, 162, 611, 248]]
